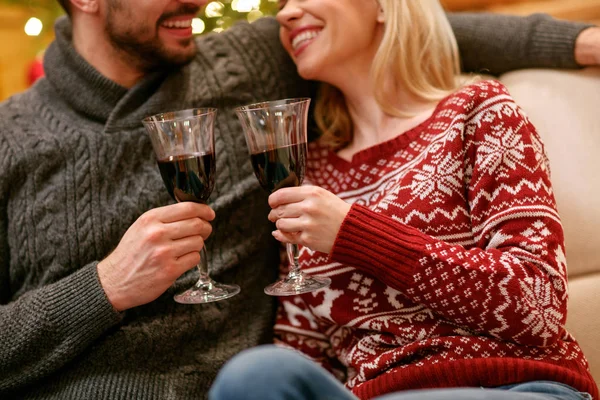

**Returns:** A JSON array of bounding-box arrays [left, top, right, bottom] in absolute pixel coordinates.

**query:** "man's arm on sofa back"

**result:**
[[449, 12, 594, 74]]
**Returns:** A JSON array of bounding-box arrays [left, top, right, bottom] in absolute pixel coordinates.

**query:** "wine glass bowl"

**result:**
[[236, 98, 331, 296], [143, 108, 240, 304]]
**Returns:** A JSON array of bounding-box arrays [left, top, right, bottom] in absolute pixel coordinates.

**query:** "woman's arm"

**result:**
[[267, 85, 567, 348], [448, 12, 594, 74], [330, 82, 567, 348]]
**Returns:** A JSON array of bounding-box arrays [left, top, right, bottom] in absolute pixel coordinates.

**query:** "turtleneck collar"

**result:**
[[43, 16, 190, 132]]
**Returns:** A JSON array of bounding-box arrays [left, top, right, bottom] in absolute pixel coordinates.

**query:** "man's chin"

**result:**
[[164, 41, 198, 64], [168, 48, 198, 66], [145, 45, 197, 70], [110, 34, 198, 71]]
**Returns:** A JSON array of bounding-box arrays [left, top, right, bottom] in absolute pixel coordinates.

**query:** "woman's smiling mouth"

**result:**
[[290, 28, 322, 56]]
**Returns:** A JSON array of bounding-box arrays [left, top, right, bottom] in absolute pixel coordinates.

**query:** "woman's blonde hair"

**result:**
[[316, 0, 461, 148]]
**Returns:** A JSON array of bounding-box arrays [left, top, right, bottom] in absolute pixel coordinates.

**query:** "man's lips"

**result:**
[[160, 15, 195, 37]]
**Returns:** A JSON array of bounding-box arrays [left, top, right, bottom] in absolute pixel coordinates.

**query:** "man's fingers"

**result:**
[[172, 252, 202, 275], [171, 235, 205, 257], [167, 218, 213, 240], [156, 202, 215, 223]]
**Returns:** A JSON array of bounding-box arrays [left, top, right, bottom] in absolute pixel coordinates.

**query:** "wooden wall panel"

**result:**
[[441, 0, 523, 11], [442, 0, 600, 24]]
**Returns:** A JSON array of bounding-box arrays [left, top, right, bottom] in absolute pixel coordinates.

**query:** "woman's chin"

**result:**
[[296, 63, 321, 82]]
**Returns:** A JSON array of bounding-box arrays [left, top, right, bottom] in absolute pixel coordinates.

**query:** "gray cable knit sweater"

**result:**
[[0, 13, 591, 400]]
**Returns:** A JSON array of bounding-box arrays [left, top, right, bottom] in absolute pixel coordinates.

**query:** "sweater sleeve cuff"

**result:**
[[530, 15, 594, 68], [41, 263, 123, 340], [330, 205, 436, 291]]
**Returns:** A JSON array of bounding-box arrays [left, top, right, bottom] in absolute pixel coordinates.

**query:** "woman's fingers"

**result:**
[[275, 217, 304, 233], [268, 186, 314, 208], [272, 230, 299, 245], [268, 203, 303, 222], [268, 187, 351, 254]]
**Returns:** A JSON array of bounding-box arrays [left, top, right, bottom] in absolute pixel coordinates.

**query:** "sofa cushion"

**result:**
[[566, 274, 600, 380]]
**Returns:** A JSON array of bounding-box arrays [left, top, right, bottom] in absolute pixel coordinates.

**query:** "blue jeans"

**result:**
[[209, 345, 592, 400]]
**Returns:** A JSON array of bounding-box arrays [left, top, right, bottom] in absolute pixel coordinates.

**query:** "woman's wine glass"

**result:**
[[235, 98, 331, 296], [143, 108, 241, 304]]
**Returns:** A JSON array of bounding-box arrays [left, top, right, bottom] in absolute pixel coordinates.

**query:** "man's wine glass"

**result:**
[[143, 108, 240, 304], [235, 98, 331, 296]]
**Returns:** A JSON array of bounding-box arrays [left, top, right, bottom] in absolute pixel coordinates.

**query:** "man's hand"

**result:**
[[268, 186, 351, 254], [575, 27, 600, 66], [97, 202, 215, 311]]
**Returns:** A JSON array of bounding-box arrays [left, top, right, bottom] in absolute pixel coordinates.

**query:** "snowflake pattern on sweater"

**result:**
[[274, 81, 597, 400]]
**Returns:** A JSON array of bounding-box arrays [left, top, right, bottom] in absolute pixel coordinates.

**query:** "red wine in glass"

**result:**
[[143, 108, 240, 304], [158, 152, 215, 203], [250, 144, 306, 194], [236, 98, 331, 296]]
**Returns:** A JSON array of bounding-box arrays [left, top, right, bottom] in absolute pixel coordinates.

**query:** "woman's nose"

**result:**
[[276, 1, 304, 26]]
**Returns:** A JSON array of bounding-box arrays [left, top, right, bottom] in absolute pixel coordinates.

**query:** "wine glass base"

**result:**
[[264, 274, 331, 296], [174, 283, 241, 304]]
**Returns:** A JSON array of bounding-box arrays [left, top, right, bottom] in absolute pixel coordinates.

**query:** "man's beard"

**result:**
[[105, 1, 198, 72], [107, 29, 197, 71]]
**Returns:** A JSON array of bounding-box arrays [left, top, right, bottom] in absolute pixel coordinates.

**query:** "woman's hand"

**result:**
[[268, 186, 351, 254]]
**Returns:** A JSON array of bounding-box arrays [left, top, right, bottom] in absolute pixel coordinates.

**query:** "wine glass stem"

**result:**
[[194, 247, 214, 291], [286, 243, 304, 281]]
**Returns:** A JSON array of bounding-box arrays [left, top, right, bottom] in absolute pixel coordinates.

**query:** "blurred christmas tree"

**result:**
[[0, 0, 279, 36], [202, 0, 279, 33], [0, 0, 64, 29]]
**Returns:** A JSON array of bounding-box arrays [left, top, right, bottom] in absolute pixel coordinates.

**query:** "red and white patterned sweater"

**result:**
[[274, 80, 598, 399]]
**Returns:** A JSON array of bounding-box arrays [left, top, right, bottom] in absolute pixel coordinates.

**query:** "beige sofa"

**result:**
[[496, 68, 600, 384]]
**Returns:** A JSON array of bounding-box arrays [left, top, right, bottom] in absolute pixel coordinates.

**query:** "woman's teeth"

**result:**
[[292, 30, 320, 50]]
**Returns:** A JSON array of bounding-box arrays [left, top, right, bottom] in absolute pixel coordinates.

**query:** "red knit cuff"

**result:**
[[330, 204, 436, 291]]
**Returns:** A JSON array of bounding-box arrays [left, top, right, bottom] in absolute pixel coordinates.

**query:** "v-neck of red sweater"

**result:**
[[324, 100, 445, 170]]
